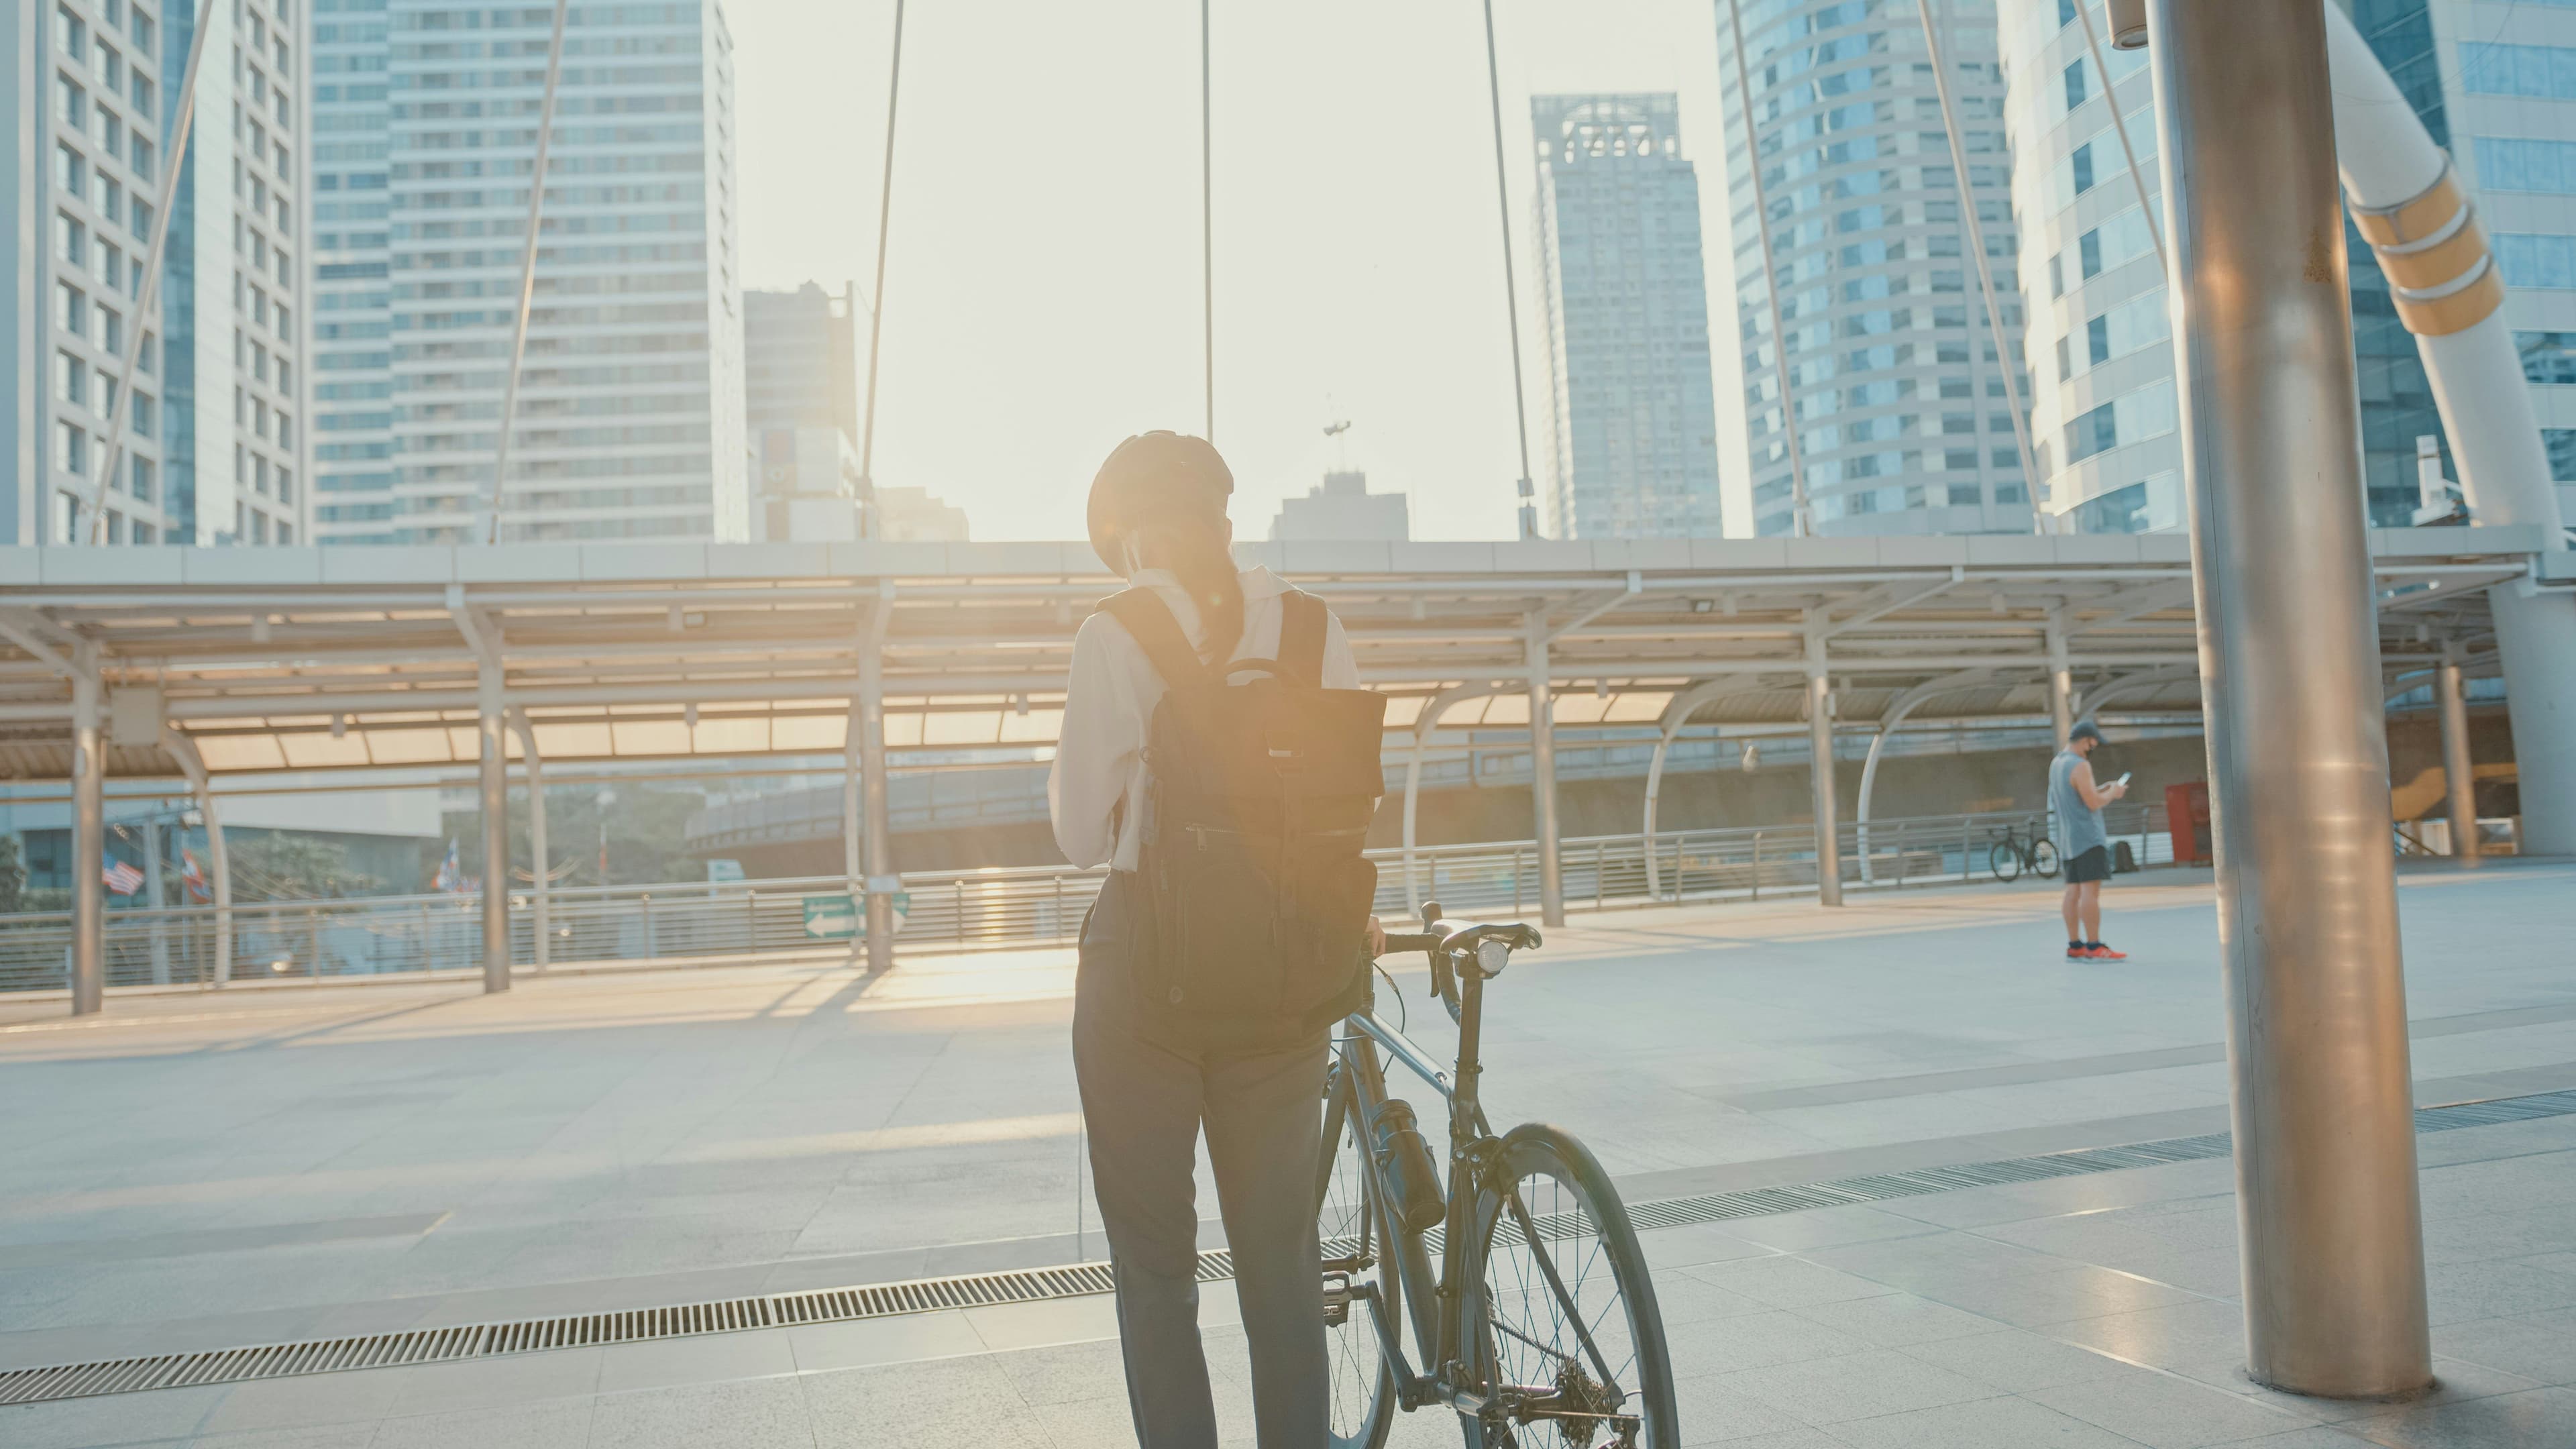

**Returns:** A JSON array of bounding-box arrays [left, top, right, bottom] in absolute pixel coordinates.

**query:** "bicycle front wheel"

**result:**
[[1317, 1060, 1400, 1449], [1462, 1124, 1678, 1449], [1989, 841, 2022, 882], [2033, 838, 2061, 879]]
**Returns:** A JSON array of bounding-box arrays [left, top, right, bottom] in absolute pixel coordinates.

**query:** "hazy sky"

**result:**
[[731, 0, 1747, 543]]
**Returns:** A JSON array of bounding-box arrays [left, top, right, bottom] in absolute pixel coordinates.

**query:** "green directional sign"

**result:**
[[803, 894, 858, 939], [804, 892, 912, 940]]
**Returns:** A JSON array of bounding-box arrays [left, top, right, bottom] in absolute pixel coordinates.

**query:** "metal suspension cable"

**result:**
[[85, 0, 217, 546], [1201, 0, 1215, 441], [1915, 0, 2045, 534], [1723, 0, 1813, 538], [480, 0, 571, 545], [1478, 0, 1539, 536], [858, 0, 906, 500], [2071, 0, 2166, 274]]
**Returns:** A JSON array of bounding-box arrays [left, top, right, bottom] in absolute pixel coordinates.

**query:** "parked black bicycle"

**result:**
[[1318, 904, 1676, 1448], [1988, 818, 2059, 883]]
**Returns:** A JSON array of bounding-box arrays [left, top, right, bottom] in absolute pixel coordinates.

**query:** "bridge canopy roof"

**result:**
[[0, 529, 2545, 783]]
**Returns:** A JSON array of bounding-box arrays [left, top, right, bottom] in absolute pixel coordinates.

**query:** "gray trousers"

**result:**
[[1073, 874, 1329, 1448]]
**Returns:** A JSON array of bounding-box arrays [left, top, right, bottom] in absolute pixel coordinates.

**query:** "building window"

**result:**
[[56, 421, 88, 476], [2461, 43, 2576, 101], [2518, 331, 2576, 383], [56, 351, 87, 407], [56, 212, 86, 268], [2063, 60, 2088, 113], [2497, 233, 2576, 290], [2544, 429, 2576, 482]]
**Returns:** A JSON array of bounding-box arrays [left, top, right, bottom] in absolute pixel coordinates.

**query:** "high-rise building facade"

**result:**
[[313, 0, 745, 543], [1715, 0, 2033, 537], [744, 281, 855, 441], [1530, 94, 1723, 538], [307, 0, 394, 543], [7, 0, 305, 547], [2000, 0, 2460, 531]]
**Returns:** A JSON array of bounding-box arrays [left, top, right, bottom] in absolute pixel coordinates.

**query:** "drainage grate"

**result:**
[[4, 1087, 2569, 1409]]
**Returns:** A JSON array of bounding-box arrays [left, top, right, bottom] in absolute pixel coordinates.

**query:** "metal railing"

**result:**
[[0, 806, 2194, 995]]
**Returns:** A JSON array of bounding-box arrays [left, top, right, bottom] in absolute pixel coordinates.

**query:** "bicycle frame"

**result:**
[[1330, 962, 1633, 1432]]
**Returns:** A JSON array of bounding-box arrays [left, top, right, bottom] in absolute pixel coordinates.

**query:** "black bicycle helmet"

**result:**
[[1086, 431, 1233, 576]]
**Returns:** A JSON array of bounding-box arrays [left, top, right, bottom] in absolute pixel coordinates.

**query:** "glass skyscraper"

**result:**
[[1714, 0, 2033, 538], [314, 0, 746, 543], [1529, 93, 1723, 538]]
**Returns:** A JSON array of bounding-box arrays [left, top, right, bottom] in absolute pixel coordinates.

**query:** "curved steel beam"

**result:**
[[1856, 669, 1989, 882], [162, 727, 231, 987], [1402, 680, 1510, 917], [1643, 677, 1776, 897]]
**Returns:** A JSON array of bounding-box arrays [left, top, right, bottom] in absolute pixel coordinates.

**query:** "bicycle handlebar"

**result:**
[[1379, 932, 1444, 955]]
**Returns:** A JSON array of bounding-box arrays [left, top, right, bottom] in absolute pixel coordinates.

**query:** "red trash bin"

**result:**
[[2166, 781, 2212, 864]]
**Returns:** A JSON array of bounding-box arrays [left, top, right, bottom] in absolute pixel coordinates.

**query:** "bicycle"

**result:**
[[1988, 818, 2059, 883], [1318, 903, 1677, 1448]]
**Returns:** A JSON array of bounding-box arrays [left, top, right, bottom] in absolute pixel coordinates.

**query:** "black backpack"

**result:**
[[1099, 586, 1388, 1049]]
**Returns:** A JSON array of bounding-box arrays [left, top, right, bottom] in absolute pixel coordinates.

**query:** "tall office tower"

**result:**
[[307, 0, 394, 543], [2000, 0, 2454, 531], [349, 0, 745, 543], [6, 0, 305, 546], [1529, 94, 1723, 538], [1715, 0, 2032, 537], [743, 282, 862, 542], [744, 282, 856, 439]]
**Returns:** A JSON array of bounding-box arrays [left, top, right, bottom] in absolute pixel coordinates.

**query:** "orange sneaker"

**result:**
[[2084, 943, 2129, 961]]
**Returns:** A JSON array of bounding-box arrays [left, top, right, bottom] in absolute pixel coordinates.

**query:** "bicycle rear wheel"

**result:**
[[1317, 1058, 1400, 1449], [1461, 1124, 1678, 1448], [2033, 838, 2061, 879]]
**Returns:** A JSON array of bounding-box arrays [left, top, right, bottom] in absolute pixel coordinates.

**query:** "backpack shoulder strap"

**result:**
[[1276, 588, 1327, 687], [1098, 589, 1210, 692]]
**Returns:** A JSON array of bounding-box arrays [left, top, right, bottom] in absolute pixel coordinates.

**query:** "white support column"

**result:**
[[511, 710, 551, 967], [858, 592, 896, 974], [2047, 622, 2076, 750], [70, 660, 105, 1015], [1524, 613, 1564, 928], [164, 729, 231, 988], [2149, 0, 2430, 1397], [2437, 645, 2479, 867], [1806, 627, 1842, 908], [477, 662, 511, 994], [143, 818, 169, 985]]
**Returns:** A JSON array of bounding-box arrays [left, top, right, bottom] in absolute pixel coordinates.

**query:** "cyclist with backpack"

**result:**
[[1049, 431, 1388, 1447]]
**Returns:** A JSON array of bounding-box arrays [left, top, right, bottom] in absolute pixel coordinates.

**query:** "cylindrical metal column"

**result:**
[[1525, 615, 1564, 927], [70, 671, 105, 1016], [1807, 631, 1842, 908], [859, 606, 896, 974], [2436, 647, 2479, 867], [2147, 0, 2430, 1397], [2047, 625, 2076, 750], [477, 670, 511, 994], [201, 784, 231, 987], [512, 711, 551, 967], [144, 818, 169, 985]]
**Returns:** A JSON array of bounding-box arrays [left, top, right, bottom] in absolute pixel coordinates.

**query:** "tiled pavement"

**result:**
[[2, 862, 2572, 1447]]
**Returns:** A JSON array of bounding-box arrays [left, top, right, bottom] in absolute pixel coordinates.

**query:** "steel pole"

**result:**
[[2047, 623, 2076, 749], [70, 668, 104, 1014], [2436, 646, 2479, 867], [144, 818, 169, 985], [477, 667, 511, 994], [1724, 0, 1814, 535], [1806, 641, 1841, 908], [856, 0, 905, 502], [859, 598, 896, 973], [512, 710, 551, 967], [1525, 614, 1564, 926], [1478, 0, 1540, 531], [480, 0, 571, 543], [2147, 0, 2429, 1397]]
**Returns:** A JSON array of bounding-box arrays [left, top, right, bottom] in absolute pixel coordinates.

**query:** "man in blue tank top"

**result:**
[[2050, 720, 2129, 960]]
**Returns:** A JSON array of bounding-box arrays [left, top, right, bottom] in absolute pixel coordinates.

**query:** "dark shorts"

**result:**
[[2065, 844, 2112, 884]]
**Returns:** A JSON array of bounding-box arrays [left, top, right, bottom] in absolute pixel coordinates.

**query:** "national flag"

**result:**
[[181, 848, 210, 902], [103, 860, 145, 896]]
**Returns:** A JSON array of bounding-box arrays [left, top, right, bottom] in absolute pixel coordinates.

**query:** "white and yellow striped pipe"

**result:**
[[2350, 161, 2502, 338]]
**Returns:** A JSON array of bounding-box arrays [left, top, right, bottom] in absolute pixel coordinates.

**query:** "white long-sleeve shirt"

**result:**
[[1049, 566, 1362, 871]]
